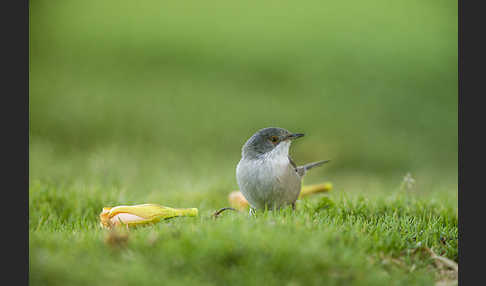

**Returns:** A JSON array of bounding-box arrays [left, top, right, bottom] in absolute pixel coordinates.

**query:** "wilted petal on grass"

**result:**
[[228, 191, 250, 211], [299, 182, 333, 197], [99, 204, 198, 228]]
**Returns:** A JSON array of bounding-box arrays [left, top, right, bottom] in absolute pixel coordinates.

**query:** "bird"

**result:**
[[236, 127, 329, 214]]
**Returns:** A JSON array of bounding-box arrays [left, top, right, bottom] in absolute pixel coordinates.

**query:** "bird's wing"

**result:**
[[288, 156, 298, 171]]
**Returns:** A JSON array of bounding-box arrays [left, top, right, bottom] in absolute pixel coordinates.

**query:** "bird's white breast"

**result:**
[[236, 141, 301, 210]]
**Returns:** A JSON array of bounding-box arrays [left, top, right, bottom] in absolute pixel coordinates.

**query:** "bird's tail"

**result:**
[[297, 160, 330, 177]]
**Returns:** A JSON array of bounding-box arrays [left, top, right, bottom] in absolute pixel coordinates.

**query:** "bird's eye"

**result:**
[[270, 136, 279, 143]]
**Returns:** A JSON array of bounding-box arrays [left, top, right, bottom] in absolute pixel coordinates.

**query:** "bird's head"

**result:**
[[241, 127, 304, 159]]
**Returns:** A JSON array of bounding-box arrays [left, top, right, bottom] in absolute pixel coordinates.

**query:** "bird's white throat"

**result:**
[[260, 140, 291, 162]]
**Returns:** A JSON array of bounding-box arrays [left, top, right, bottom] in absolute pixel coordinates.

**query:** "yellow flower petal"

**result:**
[[299, 182, 333, 197], [228, 191, 249, 211], [100, 204, 198, 228]]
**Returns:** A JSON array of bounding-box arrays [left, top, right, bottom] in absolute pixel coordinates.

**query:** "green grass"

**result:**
[[30, 0, 457, 285], [28, 146, 457, 286], [30, 176, 457, 286]]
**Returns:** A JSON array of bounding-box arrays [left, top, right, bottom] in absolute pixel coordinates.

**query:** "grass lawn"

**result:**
[[29, 1, 457, 285], [29, 173, 457, 286], [29, 145, 457, 286], [29, 181, 457, 286]]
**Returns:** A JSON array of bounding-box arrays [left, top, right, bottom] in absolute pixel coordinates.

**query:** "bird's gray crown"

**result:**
[[241, 127, 303, 159]]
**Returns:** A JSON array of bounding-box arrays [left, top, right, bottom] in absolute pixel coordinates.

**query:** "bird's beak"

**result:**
[[284, 133, 305, 140]]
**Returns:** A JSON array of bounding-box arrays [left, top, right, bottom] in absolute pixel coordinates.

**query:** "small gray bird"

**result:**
[[236, 127, 329, 213]]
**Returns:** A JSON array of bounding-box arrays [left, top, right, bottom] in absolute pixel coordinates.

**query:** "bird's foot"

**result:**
[[249, 207, 257, 217]]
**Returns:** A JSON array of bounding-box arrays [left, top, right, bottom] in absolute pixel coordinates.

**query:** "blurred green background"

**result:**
[[29, 1, 457, 285], [29, 0, 457, 200]]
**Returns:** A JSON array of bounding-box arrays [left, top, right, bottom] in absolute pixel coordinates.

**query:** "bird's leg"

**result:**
[[249, 207, 257, 217], [291, 202, 296, 211]]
